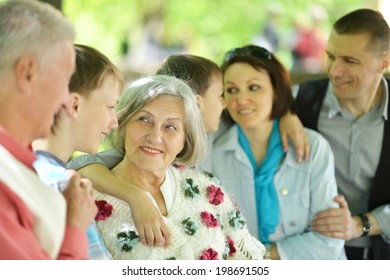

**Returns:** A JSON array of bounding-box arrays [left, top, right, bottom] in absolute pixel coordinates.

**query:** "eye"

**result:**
[[249, 84, 260, 91], [138, 116, 150, 123], [166, 124, 178, 131], [225, 87, 238, 94], [344, 58, 358, 64], [327, 53, 335, 61]]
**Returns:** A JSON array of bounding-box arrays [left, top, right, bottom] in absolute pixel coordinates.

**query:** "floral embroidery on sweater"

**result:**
[[207, 185, 224, 205], [226, 236, 236, 257], [216, 214, 224, 230], [182, 178, 200, 199], [203, 171, 221, 185], [181, 217, 198, 235], [229, 210, 246, 230], [200, 211, 220, 227], [95, 166, 265, 260], [95, 200, 113, 221], [200, 248, 219, 260], [117, 230, 139, 252]]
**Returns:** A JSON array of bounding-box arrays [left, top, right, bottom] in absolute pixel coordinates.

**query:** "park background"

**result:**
[[2, 0, 389, 82]]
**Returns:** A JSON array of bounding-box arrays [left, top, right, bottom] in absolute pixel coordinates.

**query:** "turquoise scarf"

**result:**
[[238, 120, 284, 242]]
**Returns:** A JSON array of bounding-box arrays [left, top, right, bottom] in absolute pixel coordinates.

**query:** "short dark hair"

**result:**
[[156, 54, 221, 96], [69, 44, 124, 97], [51, 44, 123, 134], [221, 44, 295, 120], [333, 9, 390, 54]]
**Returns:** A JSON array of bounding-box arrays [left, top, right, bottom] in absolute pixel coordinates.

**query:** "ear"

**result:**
[[14, 56, 38, 95], [196, 94, 203, 110], [67, 92, 81, 118], [379, 53, 390, 74]]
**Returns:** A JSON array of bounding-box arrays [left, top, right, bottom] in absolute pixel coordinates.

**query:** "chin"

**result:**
[[207, 126, 219, 133], [83, 145, 99, 155]]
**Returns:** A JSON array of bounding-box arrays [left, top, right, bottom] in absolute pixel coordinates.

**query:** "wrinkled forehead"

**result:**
[[141, 95, 185, 117]]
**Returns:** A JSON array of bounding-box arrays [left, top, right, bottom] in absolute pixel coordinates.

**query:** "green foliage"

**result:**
[[63, 0, 369, 67]]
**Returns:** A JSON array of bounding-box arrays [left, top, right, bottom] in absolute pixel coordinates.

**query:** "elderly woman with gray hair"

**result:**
[[94, 75, 265, 260]]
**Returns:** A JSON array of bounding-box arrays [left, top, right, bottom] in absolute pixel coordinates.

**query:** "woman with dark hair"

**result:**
[[212, 45, 346, 260]]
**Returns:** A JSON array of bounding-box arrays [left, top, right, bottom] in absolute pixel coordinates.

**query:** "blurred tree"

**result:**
[[63, 0, 376, 74]]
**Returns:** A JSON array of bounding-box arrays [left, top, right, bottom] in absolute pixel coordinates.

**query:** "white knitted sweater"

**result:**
[[95, 166, 265, 260]]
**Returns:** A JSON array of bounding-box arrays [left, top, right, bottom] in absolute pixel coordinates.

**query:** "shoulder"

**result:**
[[285, 128, 333, 168], [295, 78, 329, 99], [171, 166, 221, 187], [305, 128, 330, 150], [304, 128, 335, 168], [297, 77, 329, 88], [0, 181, 31, 215], [213, 124, 239, 149], [170, 166, 229, 205]]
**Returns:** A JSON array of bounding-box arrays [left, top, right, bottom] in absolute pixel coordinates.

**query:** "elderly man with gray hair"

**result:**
[[0, 0, 97, 259]]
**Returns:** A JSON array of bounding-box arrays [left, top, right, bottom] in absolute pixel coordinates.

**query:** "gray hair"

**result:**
[[108, 75, 207, 167], [0, 0, 75, 74]]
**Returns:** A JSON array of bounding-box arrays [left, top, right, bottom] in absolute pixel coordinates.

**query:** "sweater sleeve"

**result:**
[[67, 149, 123, 170], [57, 226, 88, 260], [0, 181, 88, 260], [0, 181, 51, 259]]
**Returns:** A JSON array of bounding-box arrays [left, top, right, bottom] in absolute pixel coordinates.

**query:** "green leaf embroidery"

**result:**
[[117, 230, 140, 252], [181, 217, 198, 235]]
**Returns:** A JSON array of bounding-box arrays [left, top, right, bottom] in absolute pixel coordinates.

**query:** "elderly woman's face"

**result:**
[[124, 95, 186, 172]]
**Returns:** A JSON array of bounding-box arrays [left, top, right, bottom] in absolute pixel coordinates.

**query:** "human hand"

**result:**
[[279, 112, 310, 163], [62, 170, 97, 231], [129, 189, 171, 248], [311, 195, 362, 240]]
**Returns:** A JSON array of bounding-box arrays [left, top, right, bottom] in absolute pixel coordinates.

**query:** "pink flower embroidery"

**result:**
[[95, 200, 113, 221], [200, 248, 219, 260], [207, 185, 224, 205], [227, 236, 236, 257], [201, 211, 220, 227]]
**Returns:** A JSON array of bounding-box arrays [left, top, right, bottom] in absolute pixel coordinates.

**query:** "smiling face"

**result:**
[[73, 74, 120, 154], [123, 95, 186, 174], [198, 73, 225, 132], [326, 30, 388, 104], [33, 41, 75, 140], [223, 62, 274, 128]]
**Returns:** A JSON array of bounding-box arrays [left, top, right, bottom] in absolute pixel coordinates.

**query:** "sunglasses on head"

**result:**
[[223, 45, 272, 64]]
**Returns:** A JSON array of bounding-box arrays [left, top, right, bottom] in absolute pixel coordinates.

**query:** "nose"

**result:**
[[236, 91, 249, 105], [328, 58, 344, 78], [108, 111, 118, 130], [147, 126, 163, 143]]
